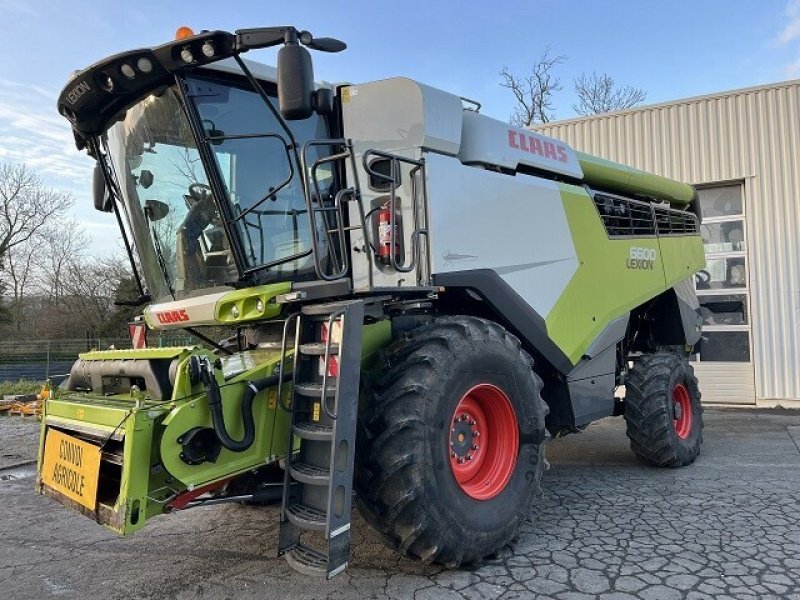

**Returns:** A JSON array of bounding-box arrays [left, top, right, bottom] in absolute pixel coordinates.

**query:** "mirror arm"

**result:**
[[89, 137, 150, 305], [231, 53, 308, 211], [234, 27, 293, 51], [111, 199, 151, 304], [231, 54, 300, 152]]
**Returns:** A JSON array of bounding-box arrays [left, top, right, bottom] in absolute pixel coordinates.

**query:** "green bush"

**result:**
[[0, 380, 43, 397]]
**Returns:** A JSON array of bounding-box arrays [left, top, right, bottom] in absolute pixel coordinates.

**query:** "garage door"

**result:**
[[691, 183, 756, 404]]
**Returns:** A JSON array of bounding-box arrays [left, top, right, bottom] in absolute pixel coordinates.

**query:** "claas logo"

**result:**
[[155, 309, 190, 324]]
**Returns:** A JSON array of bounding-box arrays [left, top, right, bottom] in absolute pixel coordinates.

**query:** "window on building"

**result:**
[[692, 183, 751, 362]]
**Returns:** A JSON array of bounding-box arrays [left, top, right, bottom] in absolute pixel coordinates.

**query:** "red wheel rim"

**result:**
[[448, 384, 519, 500], [673, 383, 693, 440]]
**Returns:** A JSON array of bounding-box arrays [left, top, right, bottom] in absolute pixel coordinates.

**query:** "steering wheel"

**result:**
[[188, 183, 213, 203]]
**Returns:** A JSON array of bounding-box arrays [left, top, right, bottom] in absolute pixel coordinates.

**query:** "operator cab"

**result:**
[[59, 28, 347, 306]]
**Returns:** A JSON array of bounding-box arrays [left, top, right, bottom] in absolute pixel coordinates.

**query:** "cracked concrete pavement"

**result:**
[[2, 409, 800, 599]]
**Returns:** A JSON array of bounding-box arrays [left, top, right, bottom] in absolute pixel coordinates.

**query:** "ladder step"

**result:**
[[299, 342, 340, 356], [294, 381, 337, 398], [285, 543, 329, 577], [289, 461, 330, 485], [293, 421, 333, 441], [287, 502, 327, 530]]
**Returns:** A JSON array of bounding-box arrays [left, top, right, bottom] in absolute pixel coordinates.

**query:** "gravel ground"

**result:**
[[1, 409, 800, 599], [0, 414, 40, 469]]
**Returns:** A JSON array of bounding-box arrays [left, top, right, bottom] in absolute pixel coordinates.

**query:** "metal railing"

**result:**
[[0, 333, 194, 383]]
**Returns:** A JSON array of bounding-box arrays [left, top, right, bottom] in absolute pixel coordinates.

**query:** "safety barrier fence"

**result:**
[[0, 334, 194, 383]]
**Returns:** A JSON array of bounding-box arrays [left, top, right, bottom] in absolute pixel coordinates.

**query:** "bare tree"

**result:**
[[499, 48, 566, 126], [573, 72, 647, 116], [58, 255, 129, 335], [0, 162, 72, 268], [3, 239, 40, 332], [38, 222, 89, 304]]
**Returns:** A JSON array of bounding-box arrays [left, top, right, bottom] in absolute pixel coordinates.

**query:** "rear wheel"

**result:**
[[624, 350, 703, 467], [355, 316, 547, 566]]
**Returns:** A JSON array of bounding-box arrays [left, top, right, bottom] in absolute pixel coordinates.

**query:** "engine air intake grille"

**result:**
[[593, 193, 698, 238]]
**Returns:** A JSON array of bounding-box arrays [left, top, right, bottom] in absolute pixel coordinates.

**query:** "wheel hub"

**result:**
[[450, 414, 479, 461], [672, 383, 693, 440], [448, 384, 519, 501], [673, 402, 683, 421]]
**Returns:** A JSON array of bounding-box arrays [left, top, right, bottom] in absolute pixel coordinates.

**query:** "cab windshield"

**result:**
[[102, 74, 331, 303]]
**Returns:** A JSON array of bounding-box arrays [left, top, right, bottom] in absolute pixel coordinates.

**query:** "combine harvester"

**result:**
[[39, 25, 705, 577]]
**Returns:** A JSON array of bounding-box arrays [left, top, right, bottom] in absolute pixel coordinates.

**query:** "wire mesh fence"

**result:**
[[0, 332, 195, 384]]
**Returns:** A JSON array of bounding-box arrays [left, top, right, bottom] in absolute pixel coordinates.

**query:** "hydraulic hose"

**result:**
[[201, 364, 292, 453]]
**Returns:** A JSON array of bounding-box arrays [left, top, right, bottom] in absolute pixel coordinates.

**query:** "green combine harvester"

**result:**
[[39, 25, 705, 578]]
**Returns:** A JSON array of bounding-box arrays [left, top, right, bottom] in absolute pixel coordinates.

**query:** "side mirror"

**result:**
[[144, 199, 170, 222], [277, 42, 314, 120], [93, 162, 113, 212], [139, 169, 154, 189]]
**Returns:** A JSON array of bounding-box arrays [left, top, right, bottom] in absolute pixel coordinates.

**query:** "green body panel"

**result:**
[[658, 236, 706, 284], [215, 282, 291, 324], [38, 391, 171, 535], [547, 183, 705, 364], [141, 283, 290, 329], [79, 347, 194, 361], [160, 349, 291, 486], [577, 151, 696, 206], [38, 318, 394, 534]]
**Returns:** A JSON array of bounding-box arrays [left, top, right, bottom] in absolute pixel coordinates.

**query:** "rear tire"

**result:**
[[355, 316, 547, 566], [624, 350, 703, 467]]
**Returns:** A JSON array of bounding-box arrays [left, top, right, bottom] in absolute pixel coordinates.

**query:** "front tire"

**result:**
[[355, 316, 547, 566], [624, 350, 703, 467]]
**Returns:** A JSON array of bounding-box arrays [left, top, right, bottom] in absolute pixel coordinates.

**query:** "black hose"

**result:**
[[202, 368, 292, 453]]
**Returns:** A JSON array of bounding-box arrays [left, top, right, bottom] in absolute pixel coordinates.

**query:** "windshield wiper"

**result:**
[[149, 225, 175, 298]]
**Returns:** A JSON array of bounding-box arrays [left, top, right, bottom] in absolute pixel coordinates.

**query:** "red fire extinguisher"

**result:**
[[377, 202, 400, 265]]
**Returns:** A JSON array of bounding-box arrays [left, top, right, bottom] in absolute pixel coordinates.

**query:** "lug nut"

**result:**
[[450, 450, 457, 458], [466, 454, 473, 461], [457, 457, 465, 464], [472, 444, 479, 451], [468, 419, 476, 426], [474, 431, 481, 438]]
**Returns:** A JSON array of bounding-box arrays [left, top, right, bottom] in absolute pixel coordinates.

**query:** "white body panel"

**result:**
[[341, 78, 463, 155], [342, 78, 464, 289], [458, 111, 583, 180], [143, 291, 227, 329], [341, 77, 581, 297], [425, 153, 578, 318]]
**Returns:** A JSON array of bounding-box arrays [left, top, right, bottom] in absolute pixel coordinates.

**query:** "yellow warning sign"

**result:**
[[40, 429, 101, 510]]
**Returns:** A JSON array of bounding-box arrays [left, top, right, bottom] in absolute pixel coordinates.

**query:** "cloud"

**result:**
[[777, 0, 800, 77], [0, 79, 93, 188], [0, 79, 108, 253], [778, 0, 800, 44], [0, 0, 39, 18]]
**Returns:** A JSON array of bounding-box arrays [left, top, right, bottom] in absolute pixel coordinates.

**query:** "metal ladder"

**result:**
[[277, 299, 365, 578]]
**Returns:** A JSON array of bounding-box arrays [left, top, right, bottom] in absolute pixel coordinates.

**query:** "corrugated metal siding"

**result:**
[[693, 363, 756, 405], [538, 81, 800, 402]]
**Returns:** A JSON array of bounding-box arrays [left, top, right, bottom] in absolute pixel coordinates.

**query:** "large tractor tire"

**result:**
[[355, 316, 547, 567], [624, 350, 703, 467]]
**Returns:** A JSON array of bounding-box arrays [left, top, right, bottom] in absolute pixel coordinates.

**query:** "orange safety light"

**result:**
[[175, 26, 195, 40]]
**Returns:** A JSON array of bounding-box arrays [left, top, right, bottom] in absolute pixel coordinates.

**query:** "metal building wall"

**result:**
[[537, 81, 800, 404]]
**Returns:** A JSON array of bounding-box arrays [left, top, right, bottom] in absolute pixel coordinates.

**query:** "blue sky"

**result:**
[[1, 0, 798, 255]]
